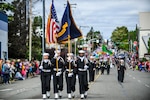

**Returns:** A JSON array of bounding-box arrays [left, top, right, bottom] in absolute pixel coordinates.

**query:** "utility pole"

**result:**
[[42, 0, 45, 54], [29, 0, 32, 61]]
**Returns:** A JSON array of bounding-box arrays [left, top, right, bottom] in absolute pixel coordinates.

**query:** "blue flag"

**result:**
[[57, 1, 82, 43]]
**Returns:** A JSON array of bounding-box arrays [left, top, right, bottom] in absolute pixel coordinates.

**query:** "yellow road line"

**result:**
[[77, 73, 101, 100], [89, 73, 101, 88]]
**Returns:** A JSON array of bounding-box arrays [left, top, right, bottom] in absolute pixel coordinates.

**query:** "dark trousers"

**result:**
[[101, 67, 105, 75], [96, 67, 99, 75], [118, 70, 124, 82], [89, 70, 95, 82], [65, 72, 76, 93], [53, 71, 63, 93], [26, 69, 29, 78], [117, 70, 120, 81], [3, 74, 10, 84], [107, 65, 110, 75], [78, 71, 89, 94], [40, 72, 51, 94]]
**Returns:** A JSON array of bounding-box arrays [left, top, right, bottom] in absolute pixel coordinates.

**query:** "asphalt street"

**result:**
[[0, 67, 150, 100]]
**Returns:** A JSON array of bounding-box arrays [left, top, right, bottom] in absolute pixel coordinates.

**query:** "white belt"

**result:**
[[66, 69, 73, 72], [78, 68, 87, 71], [42, 69, 51, 72], [53, 68, 62, 71]]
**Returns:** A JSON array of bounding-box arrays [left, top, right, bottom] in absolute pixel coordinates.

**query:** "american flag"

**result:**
[[46, 0, 59, 44]]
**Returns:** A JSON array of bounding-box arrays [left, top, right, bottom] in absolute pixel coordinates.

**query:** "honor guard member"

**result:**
[[51, 50, 65, 99], [106, 57, 110, 75], [39, 53, 52, 99], [95, 59, 100, 75], [118, 58, 126, 82], [65, 53, 76, 99], [76, 50, 89, 99], [88, 56, 96, 82], [100, 57, 105, 75]]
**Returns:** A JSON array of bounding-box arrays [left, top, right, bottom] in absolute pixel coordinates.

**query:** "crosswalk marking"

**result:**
[[145, 84, 150, 88], [138, 80, 141, 83], [0, 88, 13, 92]]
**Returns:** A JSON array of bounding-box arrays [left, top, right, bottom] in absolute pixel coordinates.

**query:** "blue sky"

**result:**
[[33, 0, 150, 39]]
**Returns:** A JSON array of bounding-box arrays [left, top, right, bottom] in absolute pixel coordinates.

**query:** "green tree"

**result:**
[[86, 27, 102, 50], [0, 0, 14, 21], [86, 27, 94, 40], [31, 16, 42, 60], [32, 16, 42, 33], [86, 27, 101, 39], [129, 30, 136, 42], [8, 0, 28, 59], [111, 26, 129, 51]]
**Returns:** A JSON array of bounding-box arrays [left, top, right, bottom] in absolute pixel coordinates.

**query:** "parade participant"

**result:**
[[65, 53, 76, 99], [88, 56, 96, 82], [116, 58, 120, 81], [95, 59, 100, 75], [118, 58, 126, 82], [106, 57, 110, 75], [100, 57, 105, 75], [51, 50, 65, 99], [39, 53, 52, 99], [76, 50, 89, 99]]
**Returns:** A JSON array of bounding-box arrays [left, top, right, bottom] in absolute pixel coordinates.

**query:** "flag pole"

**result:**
[[68, 35, 71, 73], [55, 42, 58, 72]]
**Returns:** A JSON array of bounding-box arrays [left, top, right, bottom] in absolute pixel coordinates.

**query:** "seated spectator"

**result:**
[[15, 71, 24, 80]]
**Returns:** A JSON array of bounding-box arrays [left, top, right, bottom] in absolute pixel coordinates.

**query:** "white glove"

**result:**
[[68, 73, 73, 77], [39, 66, 43, 69], [56, 71, 62, 76], [67, 57, 71, 61], [84, 65, 89, 69], [51, 75, 53, 80], [54, 53, 58, 58], [76, 75, 78, 79]]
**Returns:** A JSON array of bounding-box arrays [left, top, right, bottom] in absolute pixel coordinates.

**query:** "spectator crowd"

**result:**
[[0, 59, 40, 84]]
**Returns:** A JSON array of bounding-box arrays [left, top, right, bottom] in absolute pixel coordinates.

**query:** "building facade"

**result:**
[[0, 12, 8, 60], [138, 12, 150, 58]]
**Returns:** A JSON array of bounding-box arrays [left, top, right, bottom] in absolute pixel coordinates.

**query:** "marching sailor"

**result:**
[[76, 50, 89, 99], [39, 53, 52, 99], [118, 58, 126, 82], [88, 56, 96, 82], [106, 57, 111, 75], [51, 50, 65, 99], [101, 57, 105, 75], [65, 53, 76, 99]]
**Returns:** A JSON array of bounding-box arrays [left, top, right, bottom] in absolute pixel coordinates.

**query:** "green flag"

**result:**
[[102, 44, 113, 55]]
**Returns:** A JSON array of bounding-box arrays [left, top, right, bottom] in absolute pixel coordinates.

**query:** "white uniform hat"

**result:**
[[54, 50, 61, 54], [79, 50, 85, 54], [67, 53, 73, 56], [43, 53, 49, 56]]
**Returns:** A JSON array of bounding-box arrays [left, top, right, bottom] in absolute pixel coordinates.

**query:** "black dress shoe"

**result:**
[[59, 95, 62, 98], [84, 95, 87, 98]]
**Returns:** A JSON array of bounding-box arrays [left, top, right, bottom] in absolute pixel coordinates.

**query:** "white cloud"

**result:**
[[33, 0, 150, 39]]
